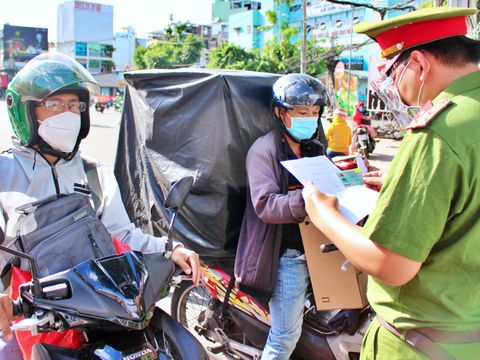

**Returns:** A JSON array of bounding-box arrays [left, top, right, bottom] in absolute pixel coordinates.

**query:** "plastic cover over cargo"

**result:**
[[114, 68, 280, 260]]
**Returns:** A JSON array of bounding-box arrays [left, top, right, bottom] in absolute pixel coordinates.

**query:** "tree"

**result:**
[[133, 46, 147, 69], [133, 24, 204, 70], [207, 42, 257, 70]]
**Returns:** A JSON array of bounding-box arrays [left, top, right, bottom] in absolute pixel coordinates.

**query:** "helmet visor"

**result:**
[[10, 52, 100, 101]]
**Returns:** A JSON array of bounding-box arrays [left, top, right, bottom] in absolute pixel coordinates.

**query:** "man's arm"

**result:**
[[303, 184, 421, 286], [247, 142, 306, 224], [0, 294, 13, 339]]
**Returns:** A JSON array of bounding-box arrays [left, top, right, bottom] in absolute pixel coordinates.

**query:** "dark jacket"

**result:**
[[234, 129, 324, 302]]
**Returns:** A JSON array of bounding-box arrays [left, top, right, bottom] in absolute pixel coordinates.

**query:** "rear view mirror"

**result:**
[[164, 176, 194, 257], [165, 177, 194, 211]]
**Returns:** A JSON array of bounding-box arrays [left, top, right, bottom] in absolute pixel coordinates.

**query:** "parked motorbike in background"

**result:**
[[0, 177, 209, 360]]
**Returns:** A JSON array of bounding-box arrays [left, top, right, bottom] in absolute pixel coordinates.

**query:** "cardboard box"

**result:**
[[299, 218, 368, 311]]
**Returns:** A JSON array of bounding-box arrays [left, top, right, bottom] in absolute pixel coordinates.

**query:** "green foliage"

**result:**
[[133, 46, 147, 69], [207, 42, 256, 70], [265, 10, 278, 26], [133, 30, 203, 70], [206, 1, 330, 77], [207, 42, 279, 73], [306, 40, 328, 76]]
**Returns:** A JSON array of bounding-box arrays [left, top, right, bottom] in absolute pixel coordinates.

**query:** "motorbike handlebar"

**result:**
[[12, 299, 22, 317]]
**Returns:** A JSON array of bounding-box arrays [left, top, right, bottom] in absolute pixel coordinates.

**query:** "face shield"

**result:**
[[370, 58, 420, 129]]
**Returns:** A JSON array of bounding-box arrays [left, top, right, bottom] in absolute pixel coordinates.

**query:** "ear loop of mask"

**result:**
[[416, 58, 430, 107]]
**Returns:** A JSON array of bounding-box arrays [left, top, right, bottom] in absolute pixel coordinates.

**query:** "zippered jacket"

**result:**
[[0, 140, 168, 278], [234, 130, 311, 301]]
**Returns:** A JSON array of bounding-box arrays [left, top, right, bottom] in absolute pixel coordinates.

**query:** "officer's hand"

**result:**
[[172, 247, 201, 287], [363, 170, 386, 191], [0, 294, 14, 340], [302, 182, 339, 223]]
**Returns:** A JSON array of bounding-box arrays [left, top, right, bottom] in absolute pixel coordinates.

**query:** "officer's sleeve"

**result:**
[[94, 163, 170, 254], [362, 131, 462, 262]]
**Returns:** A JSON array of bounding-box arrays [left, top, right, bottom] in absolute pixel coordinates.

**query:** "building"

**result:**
[[228, 9, 263, 49], [212, 0, 262, 23], [113, 26, 136, 72], [57, 0, 118, 94]]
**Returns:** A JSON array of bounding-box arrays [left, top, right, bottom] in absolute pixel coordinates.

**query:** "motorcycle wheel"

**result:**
[[171, 280, 212, 331]]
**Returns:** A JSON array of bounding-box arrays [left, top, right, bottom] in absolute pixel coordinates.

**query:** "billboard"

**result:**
[[3, 24, 48, 66]]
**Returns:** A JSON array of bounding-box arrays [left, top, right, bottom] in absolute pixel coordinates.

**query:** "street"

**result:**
[[0, 100, 400, 358], [0, 100, 400, 170]]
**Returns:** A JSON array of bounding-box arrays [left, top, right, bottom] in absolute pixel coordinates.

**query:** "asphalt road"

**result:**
[[0, 100, 401, 359]]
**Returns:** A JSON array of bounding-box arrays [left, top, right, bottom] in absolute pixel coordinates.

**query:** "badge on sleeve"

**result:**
[[406, 99, 452, 130]]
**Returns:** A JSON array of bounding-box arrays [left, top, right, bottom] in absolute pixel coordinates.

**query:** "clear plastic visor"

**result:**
[[10, 52, 100, 101]]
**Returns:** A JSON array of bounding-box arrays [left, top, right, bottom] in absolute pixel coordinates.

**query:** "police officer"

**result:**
[[302, 7, 480, 359]]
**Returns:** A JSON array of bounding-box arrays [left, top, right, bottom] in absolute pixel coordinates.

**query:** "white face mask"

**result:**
[[37, 111, 81, 153]]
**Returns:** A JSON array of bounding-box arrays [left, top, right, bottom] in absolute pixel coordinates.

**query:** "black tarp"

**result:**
[[114, 68, 280, 259]]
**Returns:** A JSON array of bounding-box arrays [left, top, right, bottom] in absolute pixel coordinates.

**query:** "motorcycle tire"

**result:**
[[171, 280, 212, 332]]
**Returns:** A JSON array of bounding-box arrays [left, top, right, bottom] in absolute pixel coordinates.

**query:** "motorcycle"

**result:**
[[95, 101, 106, 113], [0, 177, 209, 360], [170, 162, 373, 360], [171, 257, 372, 360], [353, 125, 376, 159]]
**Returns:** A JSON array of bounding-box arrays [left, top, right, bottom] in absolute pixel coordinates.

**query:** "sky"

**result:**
[[0, 0, 213, 42]]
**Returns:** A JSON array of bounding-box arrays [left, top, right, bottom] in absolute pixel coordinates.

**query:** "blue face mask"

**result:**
[[286, 116, 318, 140]]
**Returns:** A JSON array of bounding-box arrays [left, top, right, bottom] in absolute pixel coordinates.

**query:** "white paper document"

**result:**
[[281, 155, 379, 224]]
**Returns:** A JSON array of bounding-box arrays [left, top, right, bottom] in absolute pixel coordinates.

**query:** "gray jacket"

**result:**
[[0, 141, 170, 277], [234, 130, 308, 301]]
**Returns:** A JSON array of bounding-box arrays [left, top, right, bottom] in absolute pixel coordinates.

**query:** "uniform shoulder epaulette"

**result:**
[[406, 98, 452, 130]]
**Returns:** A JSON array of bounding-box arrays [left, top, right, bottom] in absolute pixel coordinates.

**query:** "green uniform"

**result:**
[[361, 71, 480, 359]]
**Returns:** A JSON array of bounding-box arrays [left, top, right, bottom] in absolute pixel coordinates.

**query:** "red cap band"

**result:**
[[376, 16, 468, 57]]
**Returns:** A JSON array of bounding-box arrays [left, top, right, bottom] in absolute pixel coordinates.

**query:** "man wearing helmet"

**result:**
[[234, 73, 328, 359], [0, 53, 200, 358]]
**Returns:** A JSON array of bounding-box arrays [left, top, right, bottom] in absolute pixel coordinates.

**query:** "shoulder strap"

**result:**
[[82, 157, 103, 214], [406, 99, 452, 130]]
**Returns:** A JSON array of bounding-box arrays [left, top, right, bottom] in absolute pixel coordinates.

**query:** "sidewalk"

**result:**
[[368, 137, 402, 172]]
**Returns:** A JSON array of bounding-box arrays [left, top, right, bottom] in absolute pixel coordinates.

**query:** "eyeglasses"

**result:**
[[36, 100, 87, 113]]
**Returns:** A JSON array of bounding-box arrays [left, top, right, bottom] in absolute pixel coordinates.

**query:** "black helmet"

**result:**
[[272, 73, 328, 146], [273, 73, 328, 110]]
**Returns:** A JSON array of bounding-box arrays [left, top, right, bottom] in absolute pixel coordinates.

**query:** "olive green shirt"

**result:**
[[363, 70, 480, 331]]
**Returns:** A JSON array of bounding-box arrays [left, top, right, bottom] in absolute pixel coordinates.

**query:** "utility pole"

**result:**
[[301, 0, 307, 73], [346, 5, 354, 114]]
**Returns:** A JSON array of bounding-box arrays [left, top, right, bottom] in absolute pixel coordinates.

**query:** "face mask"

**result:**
[[37, 111, 81, 153], [371, 59, 426, 128], [286, 116, 318, 140]]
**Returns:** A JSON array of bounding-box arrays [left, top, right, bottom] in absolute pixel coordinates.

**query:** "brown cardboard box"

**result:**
[[299, 218, 368, 310]]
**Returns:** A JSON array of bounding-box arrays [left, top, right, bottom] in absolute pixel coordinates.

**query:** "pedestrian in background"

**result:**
[[325, 107, 352, 158]]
